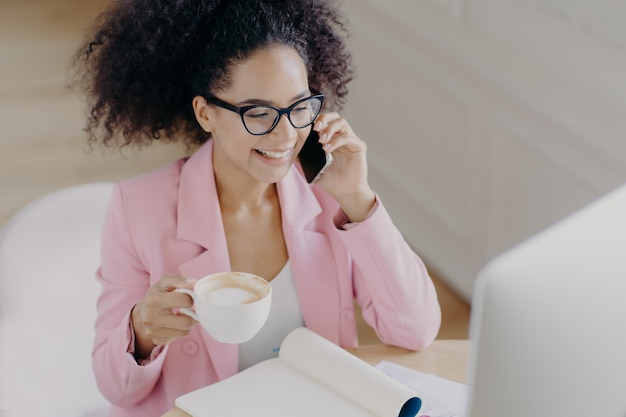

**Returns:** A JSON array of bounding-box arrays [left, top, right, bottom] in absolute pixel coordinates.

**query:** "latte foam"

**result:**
[[203, 286, 261, 305]]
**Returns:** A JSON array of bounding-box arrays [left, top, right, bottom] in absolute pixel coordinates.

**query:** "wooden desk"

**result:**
[[346, 339, 468, 384], [162, 339, 469, 417]]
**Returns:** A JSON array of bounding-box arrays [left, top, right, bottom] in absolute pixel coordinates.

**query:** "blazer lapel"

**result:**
[[176, 141, 238, 381], [277, 170, 342, 344], [177, 141, 224, 252]]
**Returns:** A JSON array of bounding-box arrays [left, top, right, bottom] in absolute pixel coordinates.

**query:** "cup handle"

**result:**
[[175, 288, 199, 321]]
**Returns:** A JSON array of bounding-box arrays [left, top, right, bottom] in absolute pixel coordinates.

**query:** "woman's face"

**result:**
[[201, 45, 312, 185]]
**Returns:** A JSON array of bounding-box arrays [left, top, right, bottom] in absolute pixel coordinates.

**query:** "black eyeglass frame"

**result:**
[[204, 89, 325, 136]]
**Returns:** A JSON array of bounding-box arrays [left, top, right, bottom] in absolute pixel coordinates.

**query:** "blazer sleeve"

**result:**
[[92, 184, 168, 407], [333, 197, 442, 350]]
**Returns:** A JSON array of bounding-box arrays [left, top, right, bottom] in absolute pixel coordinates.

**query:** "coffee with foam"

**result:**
[[176, 271, 272, 343], [197, 273, 268, 305], [201, 286, 261, 305]]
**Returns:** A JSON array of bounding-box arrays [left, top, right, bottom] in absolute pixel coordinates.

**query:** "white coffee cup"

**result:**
[[177, 272, 272, 344]]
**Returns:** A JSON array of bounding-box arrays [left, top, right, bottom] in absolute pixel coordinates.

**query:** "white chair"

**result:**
[[0, 183, 115, 417]]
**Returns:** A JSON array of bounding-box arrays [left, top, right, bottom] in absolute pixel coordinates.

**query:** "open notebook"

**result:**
[[175, 327, 422, 417]]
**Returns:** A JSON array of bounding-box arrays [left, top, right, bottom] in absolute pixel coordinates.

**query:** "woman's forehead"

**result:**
[[223, 45, 309, 103]]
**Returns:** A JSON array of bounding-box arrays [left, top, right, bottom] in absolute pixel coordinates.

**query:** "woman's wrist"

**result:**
[[336, 188, 376, 223], [131, 303, 157, 360]]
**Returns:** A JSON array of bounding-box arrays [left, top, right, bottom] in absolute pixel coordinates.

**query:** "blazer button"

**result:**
[[182, 341, 199, 355], [341, 310, 354, 322]]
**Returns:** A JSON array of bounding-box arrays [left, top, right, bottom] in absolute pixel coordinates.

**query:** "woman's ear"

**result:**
[[192, 96, 213, 133]]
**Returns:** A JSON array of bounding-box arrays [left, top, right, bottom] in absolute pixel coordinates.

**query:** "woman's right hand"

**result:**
[[131, 274, 198, 360]]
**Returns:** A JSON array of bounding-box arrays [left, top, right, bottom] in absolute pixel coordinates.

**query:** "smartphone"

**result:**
[[298, 129, 333, 184]]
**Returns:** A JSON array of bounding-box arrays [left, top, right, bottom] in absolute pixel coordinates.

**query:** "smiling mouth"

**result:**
[[255, 149, 290, 159]]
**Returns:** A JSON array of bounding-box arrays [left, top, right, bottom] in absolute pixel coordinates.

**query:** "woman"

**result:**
[[71, 0, 441, 415]]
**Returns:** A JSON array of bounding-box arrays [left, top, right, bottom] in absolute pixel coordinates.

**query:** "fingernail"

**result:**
[[184, 277, 198, 283], [319, 133, 327, 143], [314, 121, 323, 130]]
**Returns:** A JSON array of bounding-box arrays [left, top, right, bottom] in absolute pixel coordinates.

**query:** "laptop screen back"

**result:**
[[467, 184, 626, 417]]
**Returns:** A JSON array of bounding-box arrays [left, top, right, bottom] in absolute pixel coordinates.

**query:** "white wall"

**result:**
[[341, 0, 626, 300]]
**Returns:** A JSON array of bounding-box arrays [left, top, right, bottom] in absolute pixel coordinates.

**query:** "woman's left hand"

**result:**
[[312, 112, 376, 222]]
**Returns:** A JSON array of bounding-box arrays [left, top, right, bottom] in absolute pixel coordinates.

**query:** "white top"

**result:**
[[238, 260, 305, 370]]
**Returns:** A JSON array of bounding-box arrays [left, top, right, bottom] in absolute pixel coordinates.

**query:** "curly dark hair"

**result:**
[[70, 0, 354, 149]]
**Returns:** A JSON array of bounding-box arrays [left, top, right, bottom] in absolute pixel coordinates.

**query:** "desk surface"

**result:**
[[347, 339, 468, 383], [162, 339, 469, 417]]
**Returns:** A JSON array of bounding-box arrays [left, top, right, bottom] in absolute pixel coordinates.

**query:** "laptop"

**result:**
[[466, 184, 626, 417]]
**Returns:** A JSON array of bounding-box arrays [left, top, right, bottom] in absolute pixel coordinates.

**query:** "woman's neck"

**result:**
[[213, 165, 278, 213]]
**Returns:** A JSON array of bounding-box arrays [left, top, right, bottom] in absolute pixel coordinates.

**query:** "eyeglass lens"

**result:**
[[243, 97, 323, 135]]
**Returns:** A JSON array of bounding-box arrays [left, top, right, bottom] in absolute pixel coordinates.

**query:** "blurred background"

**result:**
[[0, 0, 186, 226], [3, 0, 626, 341], [340, 0, 626, 299]]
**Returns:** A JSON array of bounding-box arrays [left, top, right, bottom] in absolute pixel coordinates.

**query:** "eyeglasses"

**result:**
[[205, 89, 325, 136]]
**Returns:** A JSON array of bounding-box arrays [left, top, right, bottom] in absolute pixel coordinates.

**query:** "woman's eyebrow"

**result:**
[[237, 90, 311, 106]]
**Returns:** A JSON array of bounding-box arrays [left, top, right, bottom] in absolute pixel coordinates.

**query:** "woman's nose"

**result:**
[[270, 113, 298, 139]]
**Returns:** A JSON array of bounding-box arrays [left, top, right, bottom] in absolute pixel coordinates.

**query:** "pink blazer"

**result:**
[[93, 140, 441, 416]]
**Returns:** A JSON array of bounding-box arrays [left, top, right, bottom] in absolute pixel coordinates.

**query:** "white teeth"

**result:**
[[256, 149, 289, 159]]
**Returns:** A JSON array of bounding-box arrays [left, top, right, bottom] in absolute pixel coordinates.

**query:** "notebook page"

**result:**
[[175, 358, 380, 417], [279, 327, 421, 417]]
